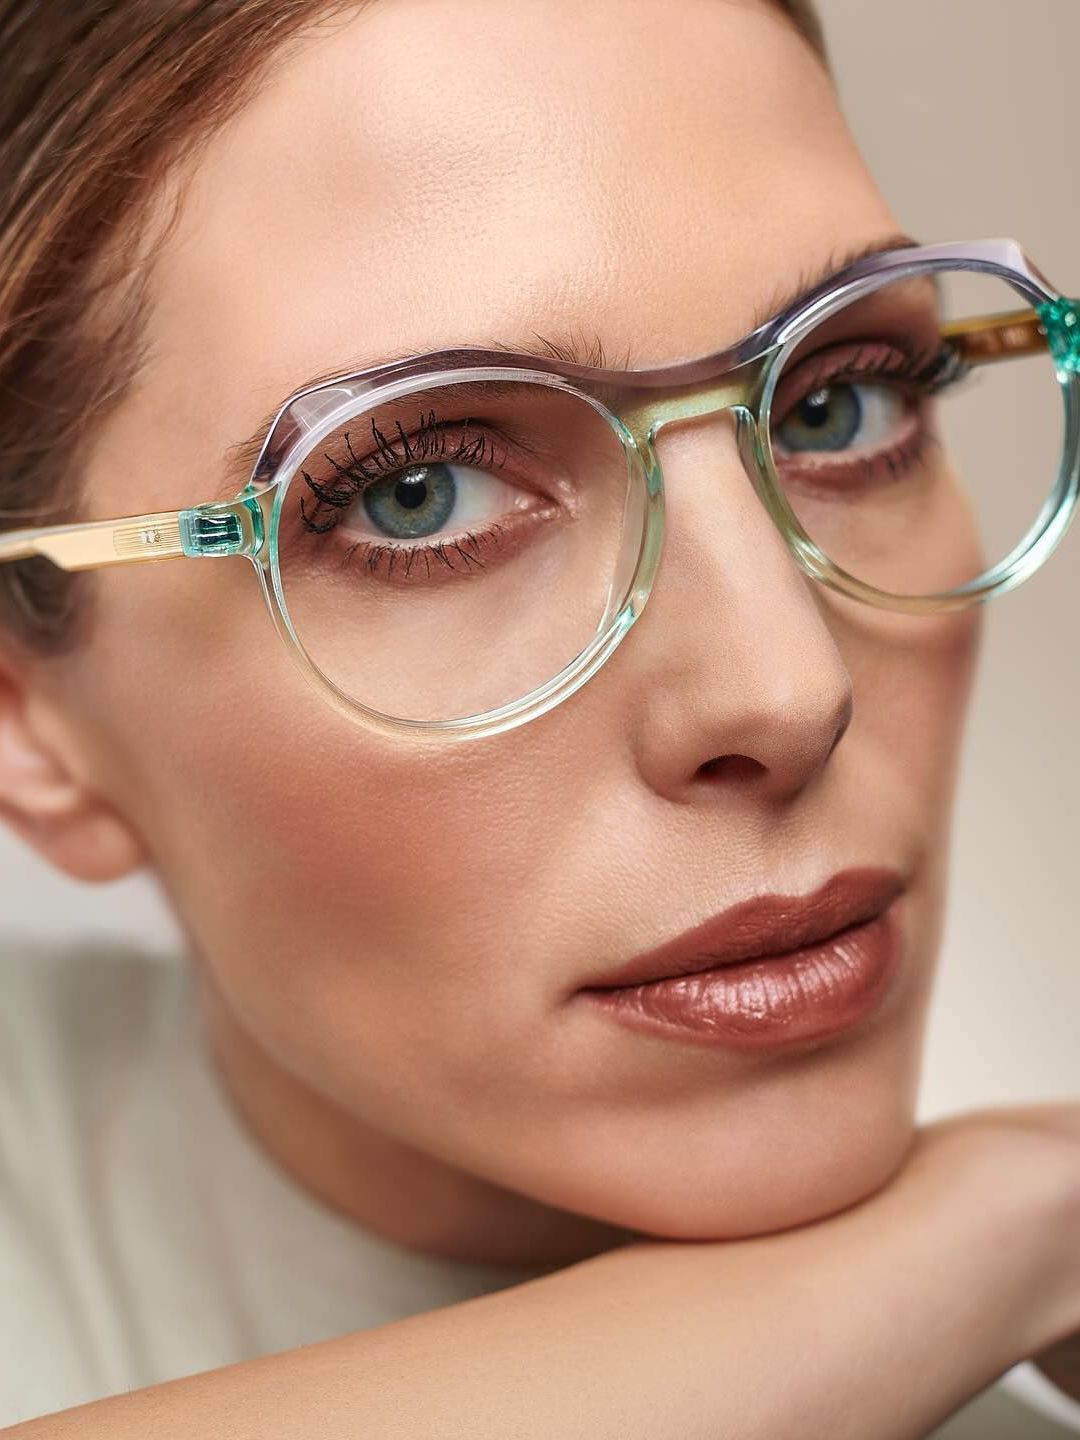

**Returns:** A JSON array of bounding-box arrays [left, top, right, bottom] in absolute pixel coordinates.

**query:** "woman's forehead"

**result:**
[[123, 0, 895, 506]]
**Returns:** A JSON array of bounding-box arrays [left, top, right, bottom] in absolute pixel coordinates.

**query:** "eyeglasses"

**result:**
[[2, 238, 1078, 742]]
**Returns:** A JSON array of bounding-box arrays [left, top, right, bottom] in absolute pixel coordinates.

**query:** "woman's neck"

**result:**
[[191, 958, 637, 1271]]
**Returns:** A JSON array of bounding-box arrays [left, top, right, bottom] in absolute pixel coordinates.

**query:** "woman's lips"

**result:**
[[575, 905, 901, 1049], [579, 866, 905, 989]]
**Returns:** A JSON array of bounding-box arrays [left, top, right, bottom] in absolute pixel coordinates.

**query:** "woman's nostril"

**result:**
[[697, 754, 766, 782]]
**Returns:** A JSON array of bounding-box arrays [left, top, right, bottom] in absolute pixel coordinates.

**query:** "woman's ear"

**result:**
[[0, 660, 148, 883]]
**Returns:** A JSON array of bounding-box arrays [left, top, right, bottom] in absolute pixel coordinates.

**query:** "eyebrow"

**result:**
[[745, 230, 921, 333], [215, 229, 920, 499]]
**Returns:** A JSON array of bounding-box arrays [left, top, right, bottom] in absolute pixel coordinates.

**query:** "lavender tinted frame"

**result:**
[[1, 238, 1078, 742]]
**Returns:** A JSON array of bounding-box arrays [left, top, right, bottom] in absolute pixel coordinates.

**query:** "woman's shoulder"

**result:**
[[0, 931, 197, 1425], [0, 928, 182, 987], [0, 927, 180, 976], [0, 927, 181, 981], [0, 929, 186, 1081]]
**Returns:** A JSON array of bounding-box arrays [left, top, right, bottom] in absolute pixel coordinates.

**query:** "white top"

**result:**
[[0, 933, 1076, 1436]]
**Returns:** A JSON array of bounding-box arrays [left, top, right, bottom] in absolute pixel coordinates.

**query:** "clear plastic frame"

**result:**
[[2, 238, 1079, 742]]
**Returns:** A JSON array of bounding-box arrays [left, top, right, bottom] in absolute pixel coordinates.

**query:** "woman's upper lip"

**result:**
[[579, 865, 907, 991]]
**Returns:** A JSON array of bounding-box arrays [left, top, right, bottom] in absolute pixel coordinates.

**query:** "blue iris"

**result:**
[[777, 384, 862, 453], [362, 464, 457, 539]]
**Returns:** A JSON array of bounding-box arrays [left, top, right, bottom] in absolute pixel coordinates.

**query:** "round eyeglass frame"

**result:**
[[0, 239, 1075, 743], [241, 238, 1080, 741]]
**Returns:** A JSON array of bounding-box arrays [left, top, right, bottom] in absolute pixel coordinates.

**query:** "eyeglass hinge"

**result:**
[[178, 496, 264, 558], [1038, 298, 1080, 374]]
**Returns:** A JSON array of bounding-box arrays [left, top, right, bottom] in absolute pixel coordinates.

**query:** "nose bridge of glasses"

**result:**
[[618, 372, 759, 452], [618, 362, 803, 557]]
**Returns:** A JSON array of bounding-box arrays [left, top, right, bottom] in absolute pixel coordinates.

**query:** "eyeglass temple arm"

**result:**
[[941, 307, 1050, 365], [0, 495, 263, 573], [0, 306, 1070, 576]]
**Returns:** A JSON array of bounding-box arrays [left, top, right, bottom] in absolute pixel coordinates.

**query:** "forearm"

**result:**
[[3, 1123, 1073, 1440]]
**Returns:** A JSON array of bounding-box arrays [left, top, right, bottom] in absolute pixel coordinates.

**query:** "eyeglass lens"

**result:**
[[768, 267, 1063, 600], [273, 380, 642, 723]]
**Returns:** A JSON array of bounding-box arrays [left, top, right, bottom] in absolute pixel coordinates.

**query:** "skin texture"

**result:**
[[0, 0, 983, 1267]]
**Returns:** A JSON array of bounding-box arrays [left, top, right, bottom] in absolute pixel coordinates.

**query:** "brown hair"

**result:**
[[0, 0, 825, 656]]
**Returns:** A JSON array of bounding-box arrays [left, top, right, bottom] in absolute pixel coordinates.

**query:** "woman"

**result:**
[[0, 0, 1078, 1434]]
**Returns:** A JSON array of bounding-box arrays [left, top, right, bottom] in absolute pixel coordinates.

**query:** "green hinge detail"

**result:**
[[178, 497, 264, 558], [179, 507, 245, 557], [1038, 297, 1080, 374]]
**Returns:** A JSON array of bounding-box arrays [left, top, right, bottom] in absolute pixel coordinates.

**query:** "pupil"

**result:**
[[801, 388, 832, 428], [395, 475, 428, 510]]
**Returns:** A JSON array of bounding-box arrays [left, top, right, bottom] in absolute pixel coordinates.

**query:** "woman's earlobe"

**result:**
[[0, 674, 148, 883]]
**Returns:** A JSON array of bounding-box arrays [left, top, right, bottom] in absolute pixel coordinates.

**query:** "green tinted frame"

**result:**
[[2, 237, 1078, 742]]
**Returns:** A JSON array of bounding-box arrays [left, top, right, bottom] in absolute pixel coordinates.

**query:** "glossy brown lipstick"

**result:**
[[575, 867, 906, 1050]]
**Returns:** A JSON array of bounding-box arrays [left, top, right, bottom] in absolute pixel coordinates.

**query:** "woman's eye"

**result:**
[[340, 461, 527, 543], [774, 381, 905, 457]]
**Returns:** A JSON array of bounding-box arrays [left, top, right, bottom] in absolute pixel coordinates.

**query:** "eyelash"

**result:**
[[773, 338, 969, 485], [297, 410, 504, 535], [293, 408, 544, 581], [786, 338, 969, 401]]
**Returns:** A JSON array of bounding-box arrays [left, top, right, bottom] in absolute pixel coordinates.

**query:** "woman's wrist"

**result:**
[[919, 1105, 1080, 1360]]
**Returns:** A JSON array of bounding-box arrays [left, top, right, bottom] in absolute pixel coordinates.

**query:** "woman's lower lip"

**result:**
[[576, 903, 902, 1050]]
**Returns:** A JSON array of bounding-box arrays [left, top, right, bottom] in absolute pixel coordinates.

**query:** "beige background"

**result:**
[[815, 0, 1080, 1119], [0, 2, 1077, 1112]]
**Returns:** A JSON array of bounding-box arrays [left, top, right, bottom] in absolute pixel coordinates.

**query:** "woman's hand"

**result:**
[[915, 1102, 1080, 1401]]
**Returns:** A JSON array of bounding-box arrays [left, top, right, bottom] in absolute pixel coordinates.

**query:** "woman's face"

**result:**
[[31, 0, 982, 1252]]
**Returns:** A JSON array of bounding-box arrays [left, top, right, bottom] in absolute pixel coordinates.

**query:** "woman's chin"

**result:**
[[545, 1124, 918, 1245]]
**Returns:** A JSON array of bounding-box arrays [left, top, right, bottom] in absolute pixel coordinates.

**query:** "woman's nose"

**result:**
[[622, 417, 854, 804]]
